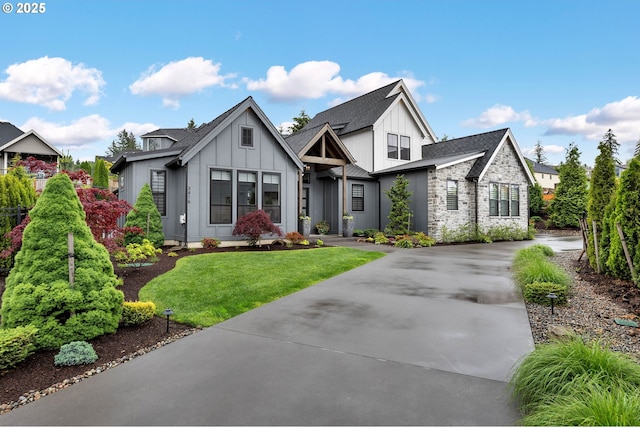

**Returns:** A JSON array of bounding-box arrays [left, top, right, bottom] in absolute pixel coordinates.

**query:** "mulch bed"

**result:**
[[0, 243, 312, 408]]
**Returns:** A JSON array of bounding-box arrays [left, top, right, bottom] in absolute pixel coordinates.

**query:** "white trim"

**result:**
[[477, 129, 535, 185], [0, 129, 63, 156], [435, 152, 485, 169]]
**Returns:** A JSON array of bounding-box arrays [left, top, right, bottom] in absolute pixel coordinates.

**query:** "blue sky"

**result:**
[[1, 0, 638, 166]]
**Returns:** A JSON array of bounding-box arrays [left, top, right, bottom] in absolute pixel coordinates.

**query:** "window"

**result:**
[[210, 170, 232, 224], [489, 183, 499, 216], [511, 184, 520, 216], [241, 127, 253, 148], [237, 171, 257, 217], [262, 173, 281, 222], [148, 138, 160, 151], [387, 133, 398, 159], [352, 184, 364, 212], [446, 180, 458, 210], [150, 170, 166, 216], [400, 135, 411, 160], [119, 174, 124, 190], [500, 183, 510, 216]]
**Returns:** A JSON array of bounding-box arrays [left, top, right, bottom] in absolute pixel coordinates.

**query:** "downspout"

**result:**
[[474, 178, 479, 232], [183, 165, 188, 247]]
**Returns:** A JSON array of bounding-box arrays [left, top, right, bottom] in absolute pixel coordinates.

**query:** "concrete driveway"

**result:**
[[0, 238, 551, 426]]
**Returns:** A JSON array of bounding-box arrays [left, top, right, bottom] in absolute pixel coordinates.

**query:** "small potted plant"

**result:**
[[342, 212, 354, 237], [315, 220, 330, 235]]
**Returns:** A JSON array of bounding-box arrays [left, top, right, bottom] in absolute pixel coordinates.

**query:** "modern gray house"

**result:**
[[112, 80, 535, 245]]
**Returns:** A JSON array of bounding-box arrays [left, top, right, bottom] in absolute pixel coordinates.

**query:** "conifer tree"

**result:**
[[124, 183, 165, 248], [605, 158, 640, 281], [549, 143, 588, 228], [385, 174, 413, 235], [92, 159, 109, 189], [0, 174, 123, 350], [587, 132, 618, 269]]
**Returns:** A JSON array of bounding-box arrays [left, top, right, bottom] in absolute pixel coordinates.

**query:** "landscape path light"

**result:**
[[546, 293, 558, 315], [162, 308, 174, 333]]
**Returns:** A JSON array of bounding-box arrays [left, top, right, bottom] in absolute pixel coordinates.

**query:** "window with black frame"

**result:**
[[210, 170, 232, 224], [262, 173, 281, 222], [238, 171, 257, 217], [150, 170, 166, 216]]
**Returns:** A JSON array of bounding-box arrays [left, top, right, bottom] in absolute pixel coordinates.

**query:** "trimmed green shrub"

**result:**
[[0, 325, 38, 369], [364, 229, 379, 238], [124, 183, 164, 248], [549, 143, 588, 228], [54, 341, 98, 366], [511, 337, 640, 416], [385, 174, 413, 235], [522, 282, 569, 305], [0, 173, 124, 350], [92, 158, 109, 189], [121, 301, 156, 326]]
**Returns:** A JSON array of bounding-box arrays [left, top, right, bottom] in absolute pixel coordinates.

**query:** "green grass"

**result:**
[[511, 337, 640, 416], [512, 245, 571, 290], [139, 247, 385, 327]]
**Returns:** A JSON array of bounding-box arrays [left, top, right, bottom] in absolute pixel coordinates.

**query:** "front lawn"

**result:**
[[139, 247, 385, 327]]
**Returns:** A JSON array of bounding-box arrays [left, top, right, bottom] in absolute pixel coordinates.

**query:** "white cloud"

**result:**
[[0, 56, 105, 111], [544, 96, 640, 145], [21, 115, 158, 150], [522, 144, 565, 159], [129, 57, 236, 108], [462, 104, 536, 128], [244, 60, 427, 103]]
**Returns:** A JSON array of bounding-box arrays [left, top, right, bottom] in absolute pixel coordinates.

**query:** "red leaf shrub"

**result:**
[[232, 210, 282, 246], [14, 157, 57, 178], [285, 231, 305, 244]]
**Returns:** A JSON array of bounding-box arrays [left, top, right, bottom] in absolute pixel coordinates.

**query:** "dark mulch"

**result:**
[[0, 243, 309, 406]]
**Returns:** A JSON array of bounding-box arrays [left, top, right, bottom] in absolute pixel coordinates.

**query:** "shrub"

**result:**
[[201, 237, 221, 248], [353, 229, 365, 237], [54, 341, 98, 366], [364, 229, 379, 238], [413, 232, 436, 247], [0, 174, 123, 350], [315, 220, 330, 235], [285, 231, 305, 244], [0, 325, 38, 370], [300, 239, 309, 246], [522, 282, 569, 305], [373, 232, 389, 245], [394, 235, 414, 248], [232, 209, 283, 246], [316, 238, 324, 246], [511, 337, 640, 416], [123, 183, 164, 248], [513, 255, 571, 290], [167, 251, 178, 257], [121, 301, 156, 326], [114, 239, 162, 267]]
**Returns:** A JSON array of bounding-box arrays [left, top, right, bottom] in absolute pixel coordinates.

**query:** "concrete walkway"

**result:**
[[0, 236, 574, 426]]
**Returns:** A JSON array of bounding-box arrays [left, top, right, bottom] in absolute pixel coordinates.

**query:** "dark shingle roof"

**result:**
[[527, 159, 558, 175], [0, 122, 24, 144], [284, 123, 327, 155], [373, 152, 485, 176], [420, 129, 509, 179], [319, 164, 376, 180], [141, 128, 192, 141], [304, 81, 401, 136]]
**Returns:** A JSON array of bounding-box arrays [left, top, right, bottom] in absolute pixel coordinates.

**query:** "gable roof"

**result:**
[[0, 127, 63, 157], [0, 122, 25, 144], [303, 80, 437, 141], [527, 159, 558, 175], [377, 128, 534, 184], [112, 97, 304, 173], [284, 122, 356, 164], [141, 128, 192, 142]]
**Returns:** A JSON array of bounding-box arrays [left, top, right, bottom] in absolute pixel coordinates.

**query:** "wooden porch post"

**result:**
[[342, 164, 347, 215]]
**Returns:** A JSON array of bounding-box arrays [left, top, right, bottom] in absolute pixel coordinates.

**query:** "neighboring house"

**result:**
[[112, 80, 534, 244], [111, 97, 304, 245], [527, 159, 559, 193], [0, 121, 62, 175]]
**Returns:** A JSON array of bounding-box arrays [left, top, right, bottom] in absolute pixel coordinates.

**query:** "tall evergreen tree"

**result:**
[[123, 183, 165, 248], [533, 140, 547, 164], [602, 129, 620, 162], [105, 129, 140, 157], [587, 132, 618, 269], [384, 174, 413, 235], [187, 118, 197, 130], [79, 161, 92, 175], [92, 159, 109, 189], [0, 174, 123, 350], [604, 158, 640, 281], [549, 143, 588, 228], [289, 109, 311, 134]]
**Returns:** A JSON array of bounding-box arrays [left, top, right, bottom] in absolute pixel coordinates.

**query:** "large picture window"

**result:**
[[262, 173, 281, 222], [352, 184, 364, 212], [210, 170, 232, 224], [400, 135, 411, 160], [489, 182, 520, 217], [387, 133, 398, 159], [446, 180, 458, 210], [237, 171, 257, 217], [150, 170, 166, 216]]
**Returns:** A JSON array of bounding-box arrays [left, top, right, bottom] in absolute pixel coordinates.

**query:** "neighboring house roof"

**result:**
[[303, 80, 437, 141], [527, 159, 558, 175], [375, 128, 534, 184], [0, 122, 25, 144], [111, 97, 304, 173], [0, 125, 63, 157]]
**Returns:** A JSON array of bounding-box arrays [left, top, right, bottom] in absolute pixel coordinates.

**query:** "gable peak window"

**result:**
[[387, 133, 410, 160], [241, 127, 254, 148], [387, 133, 398, 159]]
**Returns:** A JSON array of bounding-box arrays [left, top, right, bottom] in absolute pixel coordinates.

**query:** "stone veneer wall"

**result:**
[[427, 139, 530, 241]]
